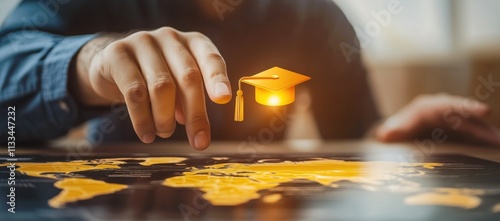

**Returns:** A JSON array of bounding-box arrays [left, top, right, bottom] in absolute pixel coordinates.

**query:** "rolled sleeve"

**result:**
[[0, 33, 97, 142], [41, 34, 96, 126]]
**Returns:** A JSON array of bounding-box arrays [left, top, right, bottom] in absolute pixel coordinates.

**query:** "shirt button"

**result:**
[[59, 101, 69, 112]]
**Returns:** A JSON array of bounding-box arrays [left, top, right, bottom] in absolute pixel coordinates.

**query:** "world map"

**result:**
[[2, 156, 498, 212]]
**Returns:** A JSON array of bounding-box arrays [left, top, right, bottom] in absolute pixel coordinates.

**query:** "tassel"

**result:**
[[234, 89, 244, 121], [234, 75, 277, 122]]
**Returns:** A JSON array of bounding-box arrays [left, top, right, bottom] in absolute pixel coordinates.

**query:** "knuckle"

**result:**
[[150, 76, 176, 94], [105, 41, 129, 56], [130, 31, 155, 44], [124, 82, 148, 102], [156, 27, 178, 37], [188, 31, 208, 40], [189, 112, 208, 128], [209, 72, 228, 83], [181, 66, 202, 86], [205, 52, 225, 63]]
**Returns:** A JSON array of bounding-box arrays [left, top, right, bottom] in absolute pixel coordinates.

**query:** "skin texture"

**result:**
[[376, 94, 500, 146], [71, 27, 232, 150]]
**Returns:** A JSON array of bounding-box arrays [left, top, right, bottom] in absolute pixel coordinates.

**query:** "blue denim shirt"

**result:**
[[0, 1, 97, 142], [0, 0, 378, 143]]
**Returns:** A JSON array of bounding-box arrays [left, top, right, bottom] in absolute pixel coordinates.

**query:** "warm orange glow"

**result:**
[[267, 95, 281, 106], [235, 67, 310, 121], [255, 87, 294, 106]]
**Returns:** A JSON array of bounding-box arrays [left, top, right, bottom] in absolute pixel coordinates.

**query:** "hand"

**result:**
[[375, 94, 500, 146], [72, 27, 232, 149]]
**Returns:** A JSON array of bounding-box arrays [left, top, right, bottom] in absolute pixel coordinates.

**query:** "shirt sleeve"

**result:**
[[0, 6, 97, 142]]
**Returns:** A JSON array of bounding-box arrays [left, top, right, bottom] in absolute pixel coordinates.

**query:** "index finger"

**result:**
[[185, 32, 232, 104]]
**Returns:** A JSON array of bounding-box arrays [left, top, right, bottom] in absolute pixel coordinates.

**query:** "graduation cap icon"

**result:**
[[234, 67, 311, 121]]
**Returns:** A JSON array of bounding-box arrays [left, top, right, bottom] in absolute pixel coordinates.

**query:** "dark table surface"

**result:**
[[1, 140, 500, 221]]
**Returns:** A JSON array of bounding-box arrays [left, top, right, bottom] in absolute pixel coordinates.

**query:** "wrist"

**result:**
[[70, 35, 118, 106]]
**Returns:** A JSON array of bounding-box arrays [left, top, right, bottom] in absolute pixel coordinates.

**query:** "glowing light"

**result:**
[[267, 95, 281, 106], [255, 87, 294, 106], [234, 67, 310, 121]]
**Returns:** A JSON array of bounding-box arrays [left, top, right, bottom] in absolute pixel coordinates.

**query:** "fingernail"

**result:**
[[142, 132, 156, 143], [214, 82, 230, 97], [157, 132, 172, 138], [194, 131, 209, 150]]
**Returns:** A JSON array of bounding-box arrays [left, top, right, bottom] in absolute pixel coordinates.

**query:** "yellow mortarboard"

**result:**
[[234, 67, 311, 121]]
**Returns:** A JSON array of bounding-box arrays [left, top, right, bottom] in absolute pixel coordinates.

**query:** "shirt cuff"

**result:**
[[41, 34, 97, 130]]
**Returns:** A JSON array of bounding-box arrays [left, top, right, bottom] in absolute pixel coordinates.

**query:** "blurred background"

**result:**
[[334, 0, 500, 127], [1, 0, 500, 134]]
